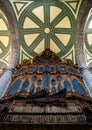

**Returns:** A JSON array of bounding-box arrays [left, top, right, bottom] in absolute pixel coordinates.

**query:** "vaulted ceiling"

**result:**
[[0, 0, 92, 69]]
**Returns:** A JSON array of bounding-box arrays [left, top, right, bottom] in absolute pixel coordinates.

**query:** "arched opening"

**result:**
[[84, 8, 92, 67], [0, 1, 19, 71], [0, 9, 11, 76], [0, 1, 19, 98]]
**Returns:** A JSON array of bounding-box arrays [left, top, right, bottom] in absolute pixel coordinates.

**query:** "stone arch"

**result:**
[[76, 0, 92, 68], [0, 0, 19, 98], [76, 0, 92, 97], [0, 0, 19, 70]]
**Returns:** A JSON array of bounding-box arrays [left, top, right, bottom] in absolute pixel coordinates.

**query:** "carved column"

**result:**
[[0, 69, 14, 98], [80, 67, 92, 97]]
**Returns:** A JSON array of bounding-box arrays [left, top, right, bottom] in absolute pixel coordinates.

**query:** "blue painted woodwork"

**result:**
[[36, 87, 41, 92], [51, 66, 55, 72], [30, 83, 34, 93], [72, 79, 86, 95], [39, 67, 43, 73], [51, 79, 56, 86], [43, 73, 49, 89], [60, 66, 66, 72], [32, 76, 37, 82], [44, 65, 49, 71], [64, 80, 71, 92], [21, 79, 29, 93], [67, 68, 77, 73], [8, 79, 21, 95], [51, 87, 56, 93], [58, 83, 62, 91], [38, 79, 42, 86], [56, 76, 61, 82]]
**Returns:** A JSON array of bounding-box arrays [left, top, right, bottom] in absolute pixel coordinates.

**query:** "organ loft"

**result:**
[[0, 0, 92, 130]]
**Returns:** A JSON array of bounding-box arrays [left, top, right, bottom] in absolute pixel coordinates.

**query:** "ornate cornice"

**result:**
[[16, 49, 77, 69]]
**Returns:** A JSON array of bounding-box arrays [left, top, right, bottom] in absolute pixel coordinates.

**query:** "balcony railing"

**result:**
[[0, 112, 87, 124]]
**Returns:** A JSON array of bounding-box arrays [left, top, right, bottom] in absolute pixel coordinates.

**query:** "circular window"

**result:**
[[18, 1, 76, 58]]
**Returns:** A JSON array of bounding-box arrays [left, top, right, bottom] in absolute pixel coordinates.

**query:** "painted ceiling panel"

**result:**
[[62, 45, 75, 63], [20, 46, 33, 62], [0, 36, 9, 48], [55, 34, 71, 47], [11, 1, 34, 20], [18, 0, 77, 62], [50, 39, 60, 53], [84, 46, 92, 67], [23, 17, 40, 28], [61, 0, 82, 20], [85, 12, 92, 51], [0, 0, 84, 66], [55, 16, 71, 28], [34, 39, 45, 54], [0, 19, 8, 30], [87, 34, 92, 46], [88, 20, 92, 28], [0, 48, 3, 54], [13, 2, 27, 14], [32, 6, 44, 23], [24, 34, 40, 47], [50, 6, 62, 23], [0, 9, 11, 67]]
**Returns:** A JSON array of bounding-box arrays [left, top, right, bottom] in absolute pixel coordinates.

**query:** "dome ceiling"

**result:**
[[0, 0, 92, 67], [17, 0, 79, 63], [18, 0, 76, 59]]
